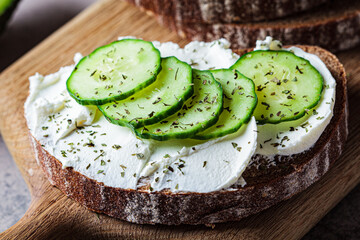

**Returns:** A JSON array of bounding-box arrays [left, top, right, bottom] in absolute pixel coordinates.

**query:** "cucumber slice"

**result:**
[[193, 69, 257, 140], [98, 57, 193, 128], [67, 39, 161, 105], [231, 50, 323, 124], [135, 70, 223, 141]]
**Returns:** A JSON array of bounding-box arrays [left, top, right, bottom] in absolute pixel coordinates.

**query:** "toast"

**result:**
[[124, 0, 328, 24], [30, 45, 348, 225], [147, 0, 360, 52]]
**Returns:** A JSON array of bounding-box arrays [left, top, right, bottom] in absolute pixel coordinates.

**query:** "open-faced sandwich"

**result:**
[[24, 36, 348, 225]]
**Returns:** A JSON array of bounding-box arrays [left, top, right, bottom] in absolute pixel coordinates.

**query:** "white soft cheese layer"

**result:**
[[144, 117, 257, 192], [24, 39, 258, 193], [254, 37, 336, 156], [152, 38, 239, 70], [24, 58, 151, 189]]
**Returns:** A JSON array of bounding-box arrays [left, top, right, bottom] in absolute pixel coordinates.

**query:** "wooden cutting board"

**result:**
[[0, 0, 359, 239]]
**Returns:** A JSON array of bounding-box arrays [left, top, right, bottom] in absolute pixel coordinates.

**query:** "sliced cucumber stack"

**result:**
[[66, 39, 325, 142], [193, 69, 257, 140], [231, 50, 323, 124], [67, 39, 161, 105], [98, 57, 193, 128], [135, 70, 223, 141]]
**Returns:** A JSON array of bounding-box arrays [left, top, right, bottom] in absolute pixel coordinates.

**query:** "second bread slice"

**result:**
[[125, 0, 328, 24], [150, 0, 360, 52]]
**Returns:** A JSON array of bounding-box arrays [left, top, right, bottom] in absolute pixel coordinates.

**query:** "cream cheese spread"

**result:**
[[144, 118, 257, 192], [25, 39, 257, 193], [24, 37, 335, 193]]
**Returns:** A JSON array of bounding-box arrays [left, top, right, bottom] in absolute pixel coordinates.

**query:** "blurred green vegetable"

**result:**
[[0, 0, 20, 33]]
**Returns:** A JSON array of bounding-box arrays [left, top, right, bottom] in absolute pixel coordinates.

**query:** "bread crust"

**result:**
[[150, 1, 360, 52], [32, 46, 348, 225], [124, 0, 328, 24]]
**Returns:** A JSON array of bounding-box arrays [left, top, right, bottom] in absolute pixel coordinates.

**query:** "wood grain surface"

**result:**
[[0, 0, 359, 239]]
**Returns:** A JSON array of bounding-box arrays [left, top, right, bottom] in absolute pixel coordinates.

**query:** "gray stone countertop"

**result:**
[[0, 0, 359, 238]]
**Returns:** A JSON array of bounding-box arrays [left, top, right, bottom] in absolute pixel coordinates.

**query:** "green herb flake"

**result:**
[[94, 152, 105, 161], [60, 150, 67, 158], [112, 144, 121, 150], [203, 161, 207, 168], [261, 102, 270, 110], [264, 138, 272, 144], [300, 121, 309, 128], [135, 153, 145, 159]]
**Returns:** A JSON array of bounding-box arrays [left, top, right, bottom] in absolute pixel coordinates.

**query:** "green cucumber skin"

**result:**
[[66, 39, 161, 105], [231, 50, 323, 124], [98, 56, 194, 129], [135, 69, 224, 141], [193, 69, 257, 140]]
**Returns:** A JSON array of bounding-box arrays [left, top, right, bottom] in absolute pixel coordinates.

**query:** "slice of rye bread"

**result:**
[[124, 0, 329, 24], [30, 45, 348, 225], [149, 0, 360, 52]]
